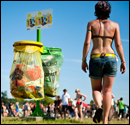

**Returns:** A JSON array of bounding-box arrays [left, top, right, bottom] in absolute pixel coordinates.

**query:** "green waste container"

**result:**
[[41, 46, 64, 97]]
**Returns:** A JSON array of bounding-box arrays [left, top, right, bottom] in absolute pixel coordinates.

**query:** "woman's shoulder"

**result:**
[[87, 20, 97, 25], [78, 92, 82, 96], [87, 19, 119, 26], [107, 20, 119, 27]]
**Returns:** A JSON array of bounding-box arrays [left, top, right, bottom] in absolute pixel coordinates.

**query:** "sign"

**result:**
[[26, 9, 52, 31]]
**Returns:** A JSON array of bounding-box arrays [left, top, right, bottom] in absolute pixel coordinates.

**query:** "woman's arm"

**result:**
[[79, 93, 87, 101], [114, 23, 126, 74], [111, 94, 115, 99], [82, 22, 92, 73]]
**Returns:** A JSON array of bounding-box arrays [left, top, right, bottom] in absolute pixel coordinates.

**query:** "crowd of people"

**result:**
[[1, 89, 129, 122], [1, 101, 36, 117]]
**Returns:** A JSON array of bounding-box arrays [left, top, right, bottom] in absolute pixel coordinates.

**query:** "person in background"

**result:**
[[84, 107, 88, 118], [73, 89, 86, 121], [11, 103, 16, 117], [1, 102, 4, 116], [115, 103, 119, 119], [54, 96, 59, 118], [3, 105, 8, 117], [51, 103, 54, 117], [111, 94, 115, 111], [1, 103, 7, 117], [67, 99, 74, 119], [82, 107, 86, 118], [40, 102, 44, 114], [23, 101, 28, 117], [124, 105, 128, 118], [5, 105, 9, 116], [126, 107, 129, 119], [87, 105, 91, 118], [54, 95, 62, 118], [45, 105, 48, 114], [58, 96, 63, 118], [15, 102, 19, 117], [7, 102, 12, 116], [47, 103, 51, 117], [91, 101, 96, 118], [115, 97, 124, 120], [71, 99, 76, 117], [27, 102, 32, 115], [42, 106, 46, 115], [61, 89, 70, 120], [30, 102, 36, 113], [107, 94, 115, 122]]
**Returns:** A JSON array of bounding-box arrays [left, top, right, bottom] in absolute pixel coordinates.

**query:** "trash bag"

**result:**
[[41, 47, 64, 97], [9, 41, 44, 100]]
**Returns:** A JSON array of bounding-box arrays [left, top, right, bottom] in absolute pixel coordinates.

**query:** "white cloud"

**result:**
[[121, 39, 129, 42], [64, 59, 82, 63]]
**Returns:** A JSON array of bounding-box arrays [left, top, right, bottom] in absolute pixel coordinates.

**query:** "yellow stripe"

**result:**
[[91, 53, 115, 58], [13, 41, 43, 47], [14, 45, 43, 53]]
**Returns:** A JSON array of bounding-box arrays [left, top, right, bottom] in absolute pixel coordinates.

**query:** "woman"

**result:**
[[15, 102, 19, 117], [42, 106, 46, 115], [30, 102, 35, 113], [115, 104, 119, 119], [73, 89, 86, 121], [81, 1, 126, 124], [11, 103, 16, 117], [28, 102, 32, 115], [1, 103, 7, 117]]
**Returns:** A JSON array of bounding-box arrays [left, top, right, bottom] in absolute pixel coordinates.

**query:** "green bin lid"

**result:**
[[42, 46, 62, 55]]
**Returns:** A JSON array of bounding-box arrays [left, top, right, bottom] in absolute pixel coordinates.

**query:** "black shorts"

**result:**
[[87, 110, 90, 113], [118, 109, 124, 118], [62, 105, 68, 112]]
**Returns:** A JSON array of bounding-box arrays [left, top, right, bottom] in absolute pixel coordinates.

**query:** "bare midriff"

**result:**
[[91, 38, 115, 55]]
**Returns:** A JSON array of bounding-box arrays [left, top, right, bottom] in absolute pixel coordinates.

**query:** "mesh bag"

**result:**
[[10, 41, 44, 100], [41, 47, 64, 97]]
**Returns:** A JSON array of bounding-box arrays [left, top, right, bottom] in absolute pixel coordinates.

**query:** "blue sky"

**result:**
[[1, 1, 129, 105]]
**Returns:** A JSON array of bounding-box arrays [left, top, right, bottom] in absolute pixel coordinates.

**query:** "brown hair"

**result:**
[[94, 1, 111, 19]]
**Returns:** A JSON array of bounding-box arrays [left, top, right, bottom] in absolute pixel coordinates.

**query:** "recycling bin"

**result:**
[[9, 41, 44, 100], [41, 46, 64, 97]]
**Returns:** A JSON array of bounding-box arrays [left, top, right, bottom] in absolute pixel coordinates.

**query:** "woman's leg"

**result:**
[[74, 107, 78, 120], [102, 75, 115, 124], [79, 107, 83, 121], [90, 78, 103, 108]]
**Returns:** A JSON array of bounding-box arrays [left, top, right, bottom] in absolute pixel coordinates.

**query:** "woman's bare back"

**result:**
[[90, 19, 117, 54]]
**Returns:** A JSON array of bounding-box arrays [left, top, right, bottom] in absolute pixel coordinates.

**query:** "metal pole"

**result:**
[[37, 29, 41, 42]]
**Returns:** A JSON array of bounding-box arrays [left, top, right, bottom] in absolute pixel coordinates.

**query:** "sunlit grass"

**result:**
[[1, 116, 129, 124]]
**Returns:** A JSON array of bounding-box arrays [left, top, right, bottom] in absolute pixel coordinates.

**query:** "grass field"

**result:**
[[1, 116, 129, 124]]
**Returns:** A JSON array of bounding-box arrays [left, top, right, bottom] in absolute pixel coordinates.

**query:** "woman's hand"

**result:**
[[82, 61, 88, 73], [120, 63, 126, 74], [82, 99, 85, 101]]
